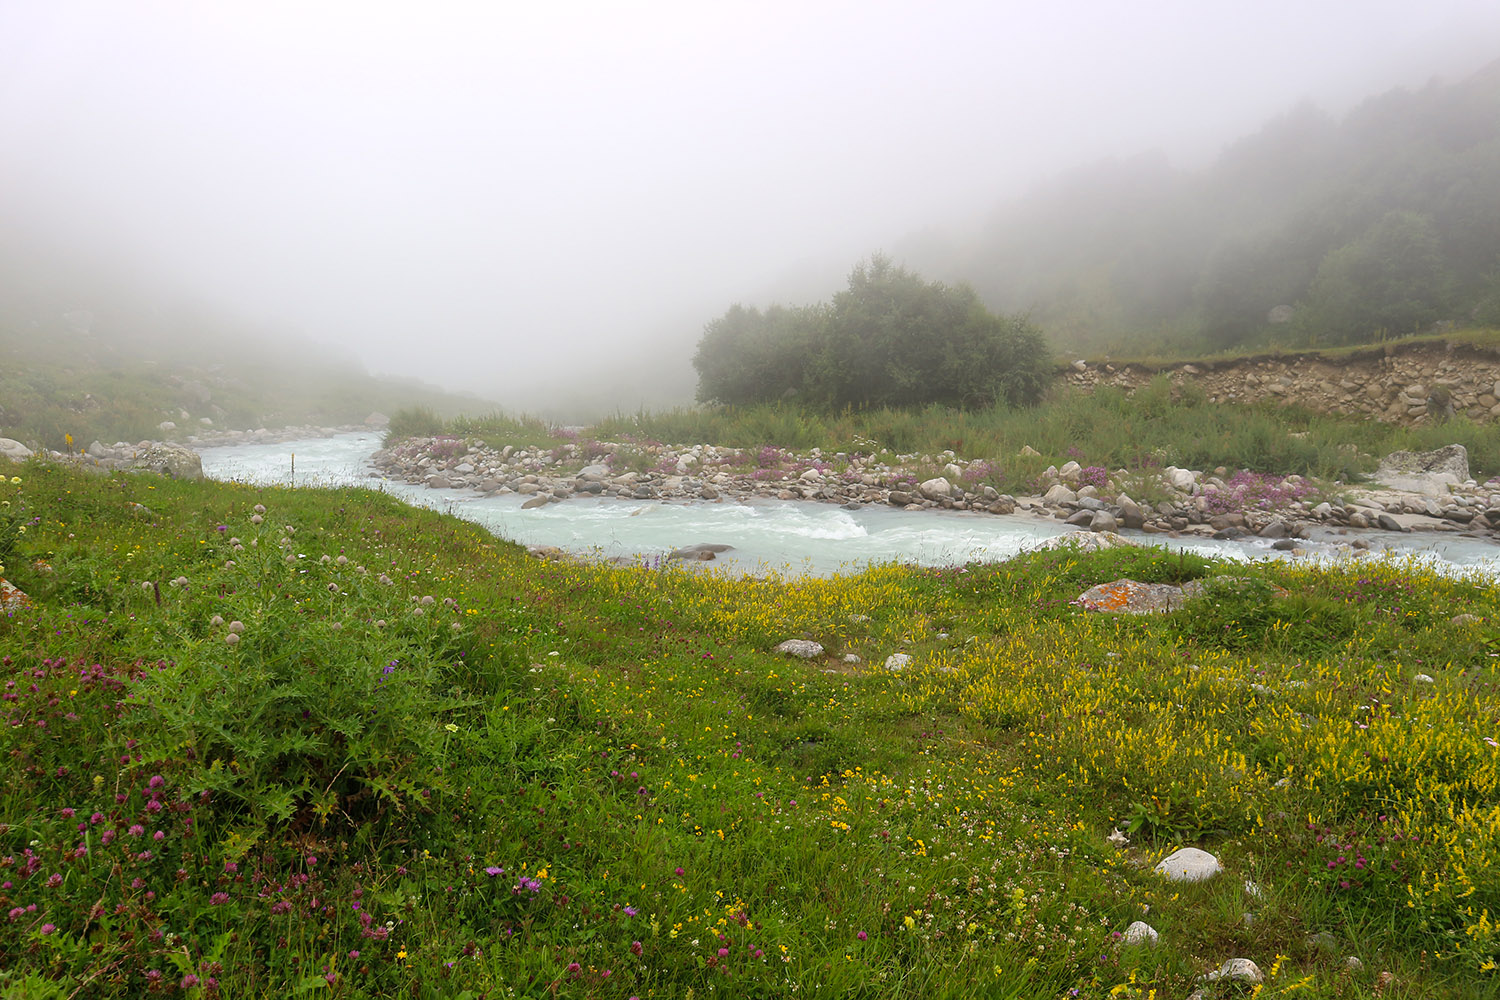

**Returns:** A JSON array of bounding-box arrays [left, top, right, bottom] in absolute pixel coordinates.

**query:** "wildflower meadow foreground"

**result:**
[[4, 462, 1500, 998]]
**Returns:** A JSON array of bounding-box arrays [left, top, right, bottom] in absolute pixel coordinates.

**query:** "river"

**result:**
[[198, 432, 1500, 578]]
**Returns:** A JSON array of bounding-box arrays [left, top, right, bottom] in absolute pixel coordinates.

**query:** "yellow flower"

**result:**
[[397, 949, 407, 960], [444, 723, 459, 733]]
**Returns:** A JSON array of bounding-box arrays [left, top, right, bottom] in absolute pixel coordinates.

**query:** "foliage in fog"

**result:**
[[916, 59, 1500, 353], [694, 255, 1049, 409]]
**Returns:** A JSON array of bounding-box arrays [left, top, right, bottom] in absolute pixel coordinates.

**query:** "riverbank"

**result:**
[[373, 433, 1500, 549]]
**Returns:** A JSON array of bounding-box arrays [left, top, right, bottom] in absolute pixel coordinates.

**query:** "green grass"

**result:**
[[391, 373, 1500, 491], [2, 461, 1500, 997]]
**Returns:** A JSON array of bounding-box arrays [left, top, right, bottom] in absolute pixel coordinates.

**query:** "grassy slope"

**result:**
[[2, 461, 1500, 997], [0, 319, 496, 452]]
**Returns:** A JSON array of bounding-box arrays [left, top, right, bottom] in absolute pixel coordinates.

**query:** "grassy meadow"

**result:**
[[3, 459, 1500, 997]]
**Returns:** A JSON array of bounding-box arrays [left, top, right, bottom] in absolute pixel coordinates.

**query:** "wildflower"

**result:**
[[857, 930, 867, 940], [227, 621, 244, 633], [624, 905, 638, 916], [444, 723, 458, 732], [631, 940, 643, 956], [210, 892, 229, 905], [225, 634, 239, 646], [181, 974, 200, 988], [484, 866, 504, 877], [40, 923, 56, 934]]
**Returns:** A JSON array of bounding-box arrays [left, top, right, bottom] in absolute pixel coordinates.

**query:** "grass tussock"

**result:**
[[2, 463, 1500, 996]]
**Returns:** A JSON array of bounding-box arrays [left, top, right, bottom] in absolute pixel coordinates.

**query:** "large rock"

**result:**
[[918, 477, 954, 500], [669, 543, 734, 561], [1204, 958, 1264, 984], [884, 653, 914, 671], [0, 438, 33, 463], [1075, 579, 1185, 615], [775, 639, 823, 659], [131, 443, 203, 480], [1154, 847, 1222, 882], [1374, 444, 1469, 494], [1042, 484, 1078, 505], [1033, 531, 1135, 554], [1122, 921, 1159, 946]]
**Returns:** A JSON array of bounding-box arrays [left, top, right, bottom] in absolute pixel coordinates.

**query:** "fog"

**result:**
[[3, 1, 1499, 416]]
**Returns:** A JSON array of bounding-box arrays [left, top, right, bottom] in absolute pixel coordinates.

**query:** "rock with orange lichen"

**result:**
[[0, 577, 29, 610], [1073, 578, 1184, 615]]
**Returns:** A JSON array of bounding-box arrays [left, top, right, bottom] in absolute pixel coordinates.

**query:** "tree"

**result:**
[[691, 303, 823, 405], [1294, 210, 1450, 343], [692, 255, 1050, 410]]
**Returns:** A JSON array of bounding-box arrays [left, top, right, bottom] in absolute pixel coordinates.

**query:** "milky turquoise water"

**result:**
[[199, 432, 1500, 579]]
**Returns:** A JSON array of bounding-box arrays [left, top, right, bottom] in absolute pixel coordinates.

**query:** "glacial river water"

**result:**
[[198, 432, 1500, 578]]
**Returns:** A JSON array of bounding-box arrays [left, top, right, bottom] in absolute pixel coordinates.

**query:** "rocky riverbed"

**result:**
[[370, 436, 1500, 547]]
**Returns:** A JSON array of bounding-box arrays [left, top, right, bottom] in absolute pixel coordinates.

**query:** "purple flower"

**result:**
[[40, 923, 56, 934], [484, 866, 504, 877], [623, 905, 637, 916], [209, 892, 229, 905]]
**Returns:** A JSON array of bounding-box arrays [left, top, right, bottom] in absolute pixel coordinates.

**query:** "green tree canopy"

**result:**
[[693, 255, 1050, 410]]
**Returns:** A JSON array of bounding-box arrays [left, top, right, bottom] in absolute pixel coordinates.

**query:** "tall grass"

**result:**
[[416, 380, 1500, 483]]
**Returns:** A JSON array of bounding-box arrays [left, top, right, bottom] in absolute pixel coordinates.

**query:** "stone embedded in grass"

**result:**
[[1074, 579, 1185, 615], [1122, 921, 1158, 946], [1413, 673, 1435, 684], [884, 653, 913, 671], [775, 639, 823, 659], [1154, 847, 1222, 882], [1203, 958, 1263, 984]]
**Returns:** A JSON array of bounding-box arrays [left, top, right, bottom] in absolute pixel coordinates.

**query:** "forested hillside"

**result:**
[[915, 58, 1500, 355]]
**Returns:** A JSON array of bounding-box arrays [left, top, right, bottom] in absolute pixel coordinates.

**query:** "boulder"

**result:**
[[1122, 921, 1159, 946], [1075, 579, 1185, 615], [131, 443, 203, 480], [884, 653, 913, 671], [669, 543, 734, 561], [0, 578, 29, 610], [1374, 444, 1469, 495], [1090, 510, 1119, 533], [1154, 847, 1222, 882], [1043, 484, 1078, 505], [775, 639, 824, 659], [0, 438, 33, 463], [1204, 958, 1263, 984], [1166, 467, 1196, 492], [918, 477, 953, 501]]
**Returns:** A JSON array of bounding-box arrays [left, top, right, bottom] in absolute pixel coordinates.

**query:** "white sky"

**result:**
[[2, 1, 1498, 411]]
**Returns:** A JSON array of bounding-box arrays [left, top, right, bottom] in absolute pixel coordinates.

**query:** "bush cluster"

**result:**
[[692, 255, 1051, 410]]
